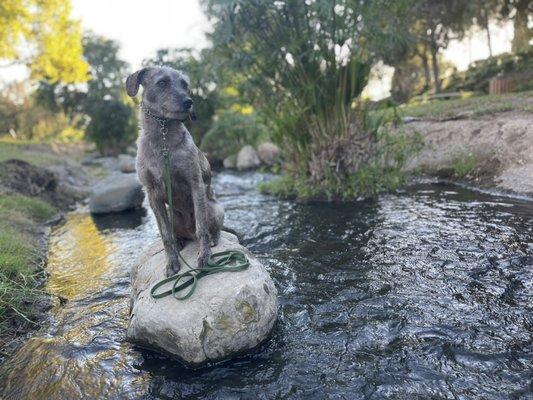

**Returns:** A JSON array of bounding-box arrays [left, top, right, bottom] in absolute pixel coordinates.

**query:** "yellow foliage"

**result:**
[[0, 0, 88, 84], [0, 0, 29, 59], [230, 103, 255, 115], [223, 86, 240, 97]]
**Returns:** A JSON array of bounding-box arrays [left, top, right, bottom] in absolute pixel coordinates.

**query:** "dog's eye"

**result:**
[[157, 79, 169, 87], [180, 80, 188, 90]]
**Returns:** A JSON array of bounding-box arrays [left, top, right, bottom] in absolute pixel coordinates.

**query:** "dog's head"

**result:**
[[126, 66, 194, 121]]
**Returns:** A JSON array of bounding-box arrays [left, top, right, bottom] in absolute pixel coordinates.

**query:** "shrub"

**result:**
[[200, 111, 269, 161], [260, 115, 424, 201], [85, 100, 137, 156]]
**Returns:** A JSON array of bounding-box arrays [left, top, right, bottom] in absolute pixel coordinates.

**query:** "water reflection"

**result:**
[[46, 214, 115, 300], [92, 207, 147, 232]]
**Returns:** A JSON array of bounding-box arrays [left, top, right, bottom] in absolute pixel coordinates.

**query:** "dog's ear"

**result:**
[[126, 67, 150, 97]]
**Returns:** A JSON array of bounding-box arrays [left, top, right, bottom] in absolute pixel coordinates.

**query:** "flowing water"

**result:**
[[1, 172, 532, 399]]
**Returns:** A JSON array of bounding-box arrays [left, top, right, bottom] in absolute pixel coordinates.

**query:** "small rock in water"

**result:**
[[89, 173, 144, 214], [223, 154, 236, 169], [236, 145, 261, 170], [126, 232, 278, 366], [257, 142, 281, 165], [118, 154, 136, 173]]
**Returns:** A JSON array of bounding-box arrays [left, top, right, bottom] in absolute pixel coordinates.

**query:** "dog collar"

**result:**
[[140, 102, 190, 124]]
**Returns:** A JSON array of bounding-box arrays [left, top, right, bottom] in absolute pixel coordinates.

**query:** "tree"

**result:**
[[413, 0, 473, 93], [470, 0, 502, 57], [503, 0, 532, 54], [83, 33, 130, 105], [85, 100, 136, 156], [0, 0, 88, 84]]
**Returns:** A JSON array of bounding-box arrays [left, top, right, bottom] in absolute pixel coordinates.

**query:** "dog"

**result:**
[[126, 66, 224, 277]]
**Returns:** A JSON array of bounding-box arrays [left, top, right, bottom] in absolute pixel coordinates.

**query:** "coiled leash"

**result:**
[[141, 103, 249, 300]]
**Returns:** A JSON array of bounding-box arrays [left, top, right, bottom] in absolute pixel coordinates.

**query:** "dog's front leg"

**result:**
[[191, 174, 211, 268], [147, 193, 181, 276]]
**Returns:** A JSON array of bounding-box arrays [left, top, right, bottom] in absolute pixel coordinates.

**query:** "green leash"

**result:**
[[144, 105, 249, 300]]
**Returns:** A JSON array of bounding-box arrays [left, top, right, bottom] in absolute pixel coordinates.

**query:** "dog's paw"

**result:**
[[166, 260, 181, 277], [197, 249, 211, 269]]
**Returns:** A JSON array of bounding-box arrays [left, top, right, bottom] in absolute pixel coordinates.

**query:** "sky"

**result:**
[[0, 1, 515, 99], [71, 0, 210, 70]]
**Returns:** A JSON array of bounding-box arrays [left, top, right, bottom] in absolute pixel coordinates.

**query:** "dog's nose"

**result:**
[[183, 98, 193, 110]]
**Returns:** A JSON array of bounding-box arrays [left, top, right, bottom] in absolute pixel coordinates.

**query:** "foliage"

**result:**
[[83, 33, 130, 106], [0, 0, 88, 84], [444, 50, 533, 93], [260, 117, 424, 200], [200, 111, 269, 161], [0, 194, 57, 332], [85, 100, 137, 156], [32, 33, 136, 152], [451, 153, 477, 179], [0, 81, 84, 141], [203, 0, 418, 199]]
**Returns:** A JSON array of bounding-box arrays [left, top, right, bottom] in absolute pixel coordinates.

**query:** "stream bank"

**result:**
[[403, 107, 533, 197]]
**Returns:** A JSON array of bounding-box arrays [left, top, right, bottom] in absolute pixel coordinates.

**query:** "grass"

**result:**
[[0, 139, 60, 166], [451, 153, 477, 179], [375, 90, 533, 121], [0, 194, 57, 333]]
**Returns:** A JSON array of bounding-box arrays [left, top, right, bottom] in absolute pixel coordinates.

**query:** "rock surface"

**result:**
[[236, 145, 261, 170], [223, 155, 236, 169], [119, 154, 136, 173], [257, 142, 281, 165], [127, 232, 278, 366], [89, 173, 145, 214]]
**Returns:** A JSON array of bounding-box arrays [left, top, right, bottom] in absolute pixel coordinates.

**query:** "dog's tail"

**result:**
[[222, 225, 244, 243]]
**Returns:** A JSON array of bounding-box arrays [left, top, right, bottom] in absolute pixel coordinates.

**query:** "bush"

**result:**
[[260, 117, 424, 201], [85, 100, 137, 156], [200, 111, 269, 161]]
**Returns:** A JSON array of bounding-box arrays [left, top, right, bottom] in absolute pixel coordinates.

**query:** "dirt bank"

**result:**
[[404, 110, 533, 196]]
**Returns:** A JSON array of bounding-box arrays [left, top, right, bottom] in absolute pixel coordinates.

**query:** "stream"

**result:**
[[1, 171, 532, 399]]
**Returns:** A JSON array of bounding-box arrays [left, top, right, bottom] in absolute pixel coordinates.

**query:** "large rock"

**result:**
[[126, 232, 278, 366], [89, 173, 145, 214], [236, 145, 261, 170], [257, 142, 281, 165], [118, 154, 136, 173]]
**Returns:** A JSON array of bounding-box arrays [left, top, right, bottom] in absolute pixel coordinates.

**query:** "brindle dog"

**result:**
[[126, 66, 224, 277]]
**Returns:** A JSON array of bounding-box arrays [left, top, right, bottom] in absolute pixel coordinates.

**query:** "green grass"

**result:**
[[0, 194, 57, 332], [375, 91, 533, 121], [451, 153, 477, 179], [0, 139, 62, 166]]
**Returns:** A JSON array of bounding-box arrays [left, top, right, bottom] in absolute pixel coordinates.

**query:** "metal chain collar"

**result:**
[[140, 102, 170, 156]]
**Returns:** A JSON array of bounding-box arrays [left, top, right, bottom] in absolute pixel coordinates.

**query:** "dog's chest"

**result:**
[[137, 138, 195, 191]]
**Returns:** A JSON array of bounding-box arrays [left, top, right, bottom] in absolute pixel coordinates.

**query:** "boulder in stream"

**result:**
[[126, 231, 278, 366], [257, 142, 281, 166], [118, 154, 136, 173], [89, 173, 145, 214], [236, 145, 261, 170]]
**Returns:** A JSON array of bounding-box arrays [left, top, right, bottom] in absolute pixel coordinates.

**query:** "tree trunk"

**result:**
[[512, 0, 532, 54], [430, 43, 441, 94], [420, 51, 431, 92], [485, 24, 493, 57], [481, 9, 493, 57]]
